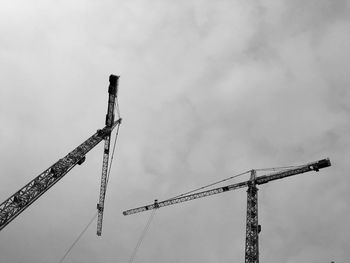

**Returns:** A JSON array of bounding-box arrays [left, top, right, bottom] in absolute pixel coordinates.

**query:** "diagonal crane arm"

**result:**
[[0, 118, 121, 231], [122, 158, 331, 216]]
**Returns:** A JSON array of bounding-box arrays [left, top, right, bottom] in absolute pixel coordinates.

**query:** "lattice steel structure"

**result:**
[[123, 158, 331, 262], [0, 75, 121, 232], [97, 75, 119, 236], [245, 170, 259, 263]]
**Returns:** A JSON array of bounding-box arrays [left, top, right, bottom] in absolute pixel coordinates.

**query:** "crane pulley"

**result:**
[[123, 158, 331, 263]]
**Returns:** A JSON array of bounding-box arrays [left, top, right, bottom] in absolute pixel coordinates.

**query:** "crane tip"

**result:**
[[109, 75, 119, 85]]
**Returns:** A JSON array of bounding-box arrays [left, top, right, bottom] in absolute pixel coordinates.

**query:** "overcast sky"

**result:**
[[0, 0, 349, 262]]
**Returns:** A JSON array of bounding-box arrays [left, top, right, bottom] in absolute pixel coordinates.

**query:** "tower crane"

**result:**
[[0, 75, 121, 236], [123, 158, 331, 263]]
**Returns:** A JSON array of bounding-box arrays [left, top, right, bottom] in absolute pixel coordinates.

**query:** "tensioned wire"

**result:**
[[57, 95, 121, 263], [125, 170, 251, 262], [58, 212, 98, 263], [127, 209, 157, 263], [162, 163, 305, 202], [164, 170, 251, 201]]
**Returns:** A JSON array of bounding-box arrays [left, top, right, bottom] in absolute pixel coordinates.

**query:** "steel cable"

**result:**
[[58, 212, 98, 263], [164, 170, 251, 201], [255, 165, 302, 172], [58, 105, 121, 262], [161, 164, 304, 203], [106, 122, 121, 187], [128, 209, 157, 263]]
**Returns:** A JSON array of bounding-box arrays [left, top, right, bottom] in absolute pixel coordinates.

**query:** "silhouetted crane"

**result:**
[[123, 158, 331, 263], [0, 75, 121, 237]]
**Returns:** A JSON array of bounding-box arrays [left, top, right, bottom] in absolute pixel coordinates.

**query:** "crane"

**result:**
[[123, 158, 331, 263], [0, 75, 121, 236]]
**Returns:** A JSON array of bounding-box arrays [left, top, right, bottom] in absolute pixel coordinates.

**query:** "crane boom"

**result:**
[[122, 158, 331, 216], [0, 119, 121, 231], [0, 75, 121, 232]]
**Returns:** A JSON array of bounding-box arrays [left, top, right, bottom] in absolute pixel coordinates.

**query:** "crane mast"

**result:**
[[0, 75, 121, 232], [245, 170, 259, 263], [97, 75, 119, 236], [123, 158, 331, 263]]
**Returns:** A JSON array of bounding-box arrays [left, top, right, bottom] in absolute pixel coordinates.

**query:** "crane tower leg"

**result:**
[[245, 170, 259, 263]]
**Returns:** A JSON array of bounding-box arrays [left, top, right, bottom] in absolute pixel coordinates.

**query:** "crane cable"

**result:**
[[125, 169, 252, 262], [116, 91, 157, 263], [104, 94, 121, 198], [164, 170, 251, 201], [58, 212, 98, 263], [127, 208, 157, 263], [163, 163, 306, 202], [115, 93, 121, 120], [126, 170, 249, 262], [255, 164, 303, 172], [106, 122, 121, 187], [57, 98, 121, 263]]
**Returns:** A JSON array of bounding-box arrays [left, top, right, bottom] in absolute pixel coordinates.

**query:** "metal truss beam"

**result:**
[[0, 119, 121, 231]]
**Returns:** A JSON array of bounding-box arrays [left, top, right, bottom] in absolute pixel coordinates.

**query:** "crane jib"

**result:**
[[256, 158, 331, 185], [122, 158, 331, 216], [123, 181, 250, 216]]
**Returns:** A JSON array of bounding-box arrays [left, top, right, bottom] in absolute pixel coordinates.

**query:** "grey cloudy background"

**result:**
[[0, 0, 349, 262]]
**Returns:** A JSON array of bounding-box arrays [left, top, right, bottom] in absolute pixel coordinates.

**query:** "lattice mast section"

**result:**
[[245, 170, 259, 263], [97, 75, 119, 236]]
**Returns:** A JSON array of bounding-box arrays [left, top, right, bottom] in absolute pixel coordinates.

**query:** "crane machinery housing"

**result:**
[[0, 75, 121, 236], [123, 158, 331, 263]]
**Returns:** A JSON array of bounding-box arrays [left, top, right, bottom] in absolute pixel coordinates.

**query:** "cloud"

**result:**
[[0, 1, 349, 262]]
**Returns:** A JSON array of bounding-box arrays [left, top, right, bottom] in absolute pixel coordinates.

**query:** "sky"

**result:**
[[0, 0, 349, 262]]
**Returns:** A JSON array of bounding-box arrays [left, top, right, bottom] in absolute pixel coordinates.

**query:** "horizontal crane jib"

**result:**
[[122, 158, 331, 216]]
